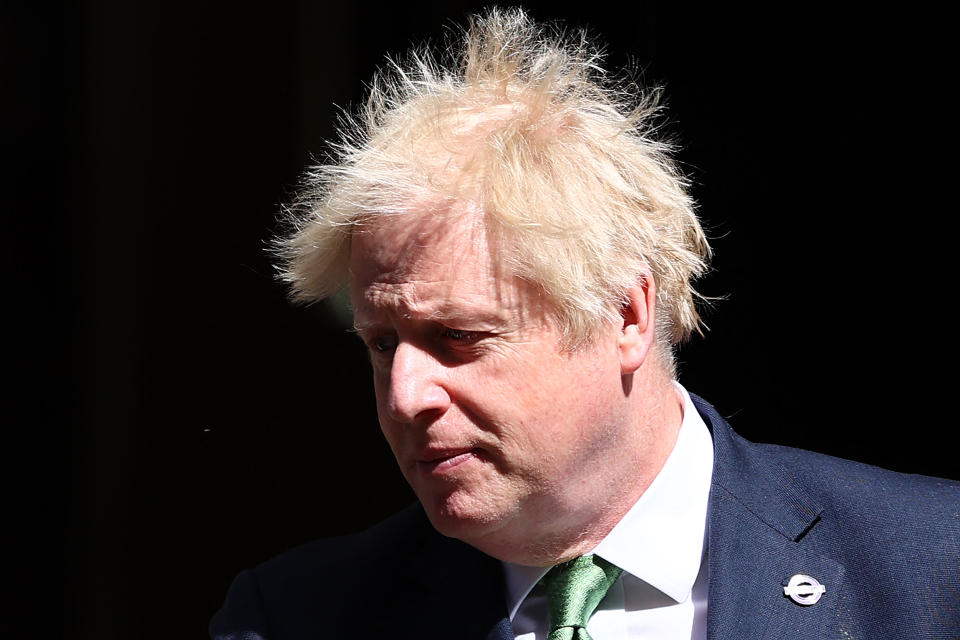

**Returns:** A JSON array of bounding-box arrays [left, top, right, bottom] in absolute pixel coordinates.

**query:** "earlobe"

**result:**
[[619, 273, 657, 375]]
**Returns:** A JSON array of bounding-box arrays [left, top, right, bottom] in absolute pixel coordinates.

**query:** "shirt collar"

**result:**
[[502, 383, 714, 618]]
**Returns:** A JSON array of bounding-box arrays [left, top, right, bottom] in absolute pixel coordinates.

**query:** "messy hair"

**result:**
[[277, 7, 711, 353]]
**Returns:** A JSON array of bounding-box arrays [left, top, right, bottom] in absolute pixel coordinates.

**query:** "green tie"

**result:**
[[542, 555, 623, 640]]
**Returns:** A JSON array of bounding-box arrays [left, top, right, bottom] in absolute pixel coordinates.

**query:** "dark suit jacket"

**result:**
[[211, 396, 960, 639]]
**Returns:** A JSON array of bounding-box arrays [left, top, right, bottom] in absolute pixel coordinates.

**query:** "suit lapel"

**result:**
[[694, 396, 846, 640], [707, 482, 846, 639]]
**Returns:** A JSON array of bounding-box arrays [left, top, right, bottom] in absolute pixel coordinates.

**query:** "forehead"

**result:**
[[348, 204, 534, 324], [351, 204, 491, 280]]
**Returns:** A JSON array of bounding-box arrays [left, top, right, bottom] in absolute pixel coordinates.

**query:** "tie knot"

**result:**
[[542, 555, 622, 638]]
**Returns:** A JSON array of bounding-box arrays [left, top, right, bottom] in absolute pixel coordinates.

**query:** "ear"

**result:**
[[619, 270, 657, 375]]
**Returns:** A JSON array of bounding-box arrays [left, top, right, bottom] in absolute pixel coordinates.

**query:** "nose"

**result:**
[[385, 341, 451, 423]]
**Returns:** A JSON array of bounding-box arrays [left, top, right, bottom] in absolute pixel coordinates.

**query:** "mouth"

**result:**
[[416, 447, 483, 475]]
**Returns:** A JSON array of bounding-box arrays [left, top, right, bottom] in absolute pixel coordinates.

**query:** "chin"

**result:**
[[418, 487, 511, 542]]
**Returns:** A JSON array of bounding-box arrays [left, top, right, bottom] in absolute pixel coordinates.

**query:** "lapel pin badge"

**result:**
[[783, 574, 826, 606]]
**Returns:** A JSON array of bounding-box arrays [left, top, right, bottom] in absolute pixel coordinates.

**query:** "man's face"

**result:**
[[349, 204, 635, 557]]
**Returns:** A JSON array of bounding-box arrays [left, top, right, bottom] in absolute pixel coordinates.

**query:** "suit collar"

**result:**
[[696, 395, 823, 542], [692, 395, 846, 640]]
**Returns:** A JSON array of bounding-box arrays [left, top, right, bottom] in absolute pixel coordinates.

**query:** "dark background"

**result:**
[[8, 2, 955, 638]]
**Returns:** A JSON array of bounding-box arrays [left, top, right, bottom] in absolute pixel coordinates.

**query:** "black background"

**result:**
[[8, 2, 956, 638]]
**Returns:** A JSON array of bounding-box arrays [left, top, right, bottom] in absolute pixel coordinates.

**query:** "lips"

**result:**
[[416, 447, 482, 475]]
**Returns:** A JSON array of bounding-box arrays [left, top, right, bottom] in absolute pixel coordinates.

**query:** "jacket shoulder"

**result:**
[[692, 393, 959, 538], [759, 441, 960, 531], [763, 444, 960, 634], [695, 391, 960, 637], [210, 503, 434, 639], [255, 501, 434, 582]]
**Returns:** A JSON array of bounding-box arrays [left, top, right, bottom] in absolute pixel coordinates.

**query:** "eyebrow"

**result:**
[[352, 306, 512, 334], [426, 306, 510, 326]]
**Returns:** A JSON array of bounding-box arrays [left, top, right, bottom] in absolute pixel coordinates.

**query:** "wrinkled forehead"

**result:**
[[350, 202, 492, 281], [347, 201, 545, 324]]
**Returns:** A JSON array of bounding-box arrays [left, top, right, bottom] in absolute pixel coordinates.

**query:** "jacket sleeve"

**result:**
[[209, 569, 269, 640]]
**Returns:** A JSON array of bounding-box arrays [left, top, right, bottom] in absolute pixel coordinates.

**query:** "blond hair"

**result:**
[[277, 8, 711, 352]]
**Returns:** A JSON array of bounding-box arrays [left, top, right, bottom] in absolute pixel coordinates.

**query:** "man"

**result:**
[[211, 9, 959, 639]]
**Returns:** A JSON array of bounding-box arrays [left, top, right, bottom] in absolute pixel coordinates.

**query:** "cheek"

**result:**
[[520, 360, 621, 444], [520, 355, 609, 411]]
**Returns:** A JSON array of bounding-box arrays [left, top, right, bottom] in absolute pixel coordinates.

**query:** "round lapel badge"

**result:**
[[783, 574, 826, 605]]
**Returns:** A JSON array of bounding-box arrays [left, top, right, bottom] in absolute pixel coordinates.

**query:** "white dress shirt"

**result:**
[[503, 384, 713, 640]]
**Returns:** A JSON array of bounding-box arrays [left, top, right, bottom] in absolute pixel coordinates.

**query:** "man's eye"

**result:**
[[371, 335, 398, 353], [441, 328, 478, 342]]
